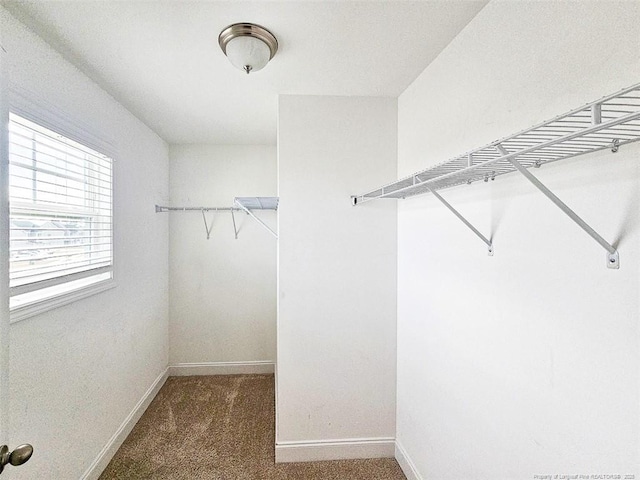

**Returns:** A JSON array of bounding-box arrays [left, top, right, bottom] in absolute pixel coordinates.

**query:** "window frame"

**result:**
[[8, 90, 117, 323]]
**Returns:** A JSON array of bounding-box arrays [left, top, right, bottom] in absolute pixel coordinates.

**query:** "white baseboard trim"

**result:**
[[168, 361, 275, 376], [275, 437, 396, 463], [395, 440, 423, 480], [80, 368, 168, 480]]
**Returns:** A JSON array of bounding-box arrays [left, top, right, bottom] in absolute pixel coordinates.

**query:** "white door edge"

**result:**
[[0, 17, 11, 445]]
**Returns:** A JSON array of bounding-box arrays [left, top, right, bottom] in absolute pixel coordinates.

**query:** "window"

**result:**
[[8, 113, 113, 314]]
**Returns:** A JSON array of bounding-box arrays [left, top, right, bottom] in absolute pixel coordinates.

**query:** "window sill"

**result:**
[[10, 278, 116, 324]]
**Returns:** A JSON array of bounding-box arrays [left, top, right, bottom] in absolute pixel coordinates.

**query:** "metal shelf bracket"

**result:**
[[233, 198, 278, 239], [428, 188, 494, 256], [201, 210, 215, 240], [499, 144, 619, 269], [230, 209, 238, 239]]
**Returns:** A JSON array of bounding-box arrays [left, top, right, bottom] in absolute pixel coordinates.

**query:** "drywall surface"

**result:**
[[2, 8, 169, 479], [277, 95, 397, 459], [396, 1, 640, 479], [169, 144, 277, 366]]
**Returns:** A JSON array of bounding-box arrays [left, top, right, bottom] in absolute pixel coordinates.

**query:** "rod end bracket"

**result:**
[[607, 251, 619, 269]]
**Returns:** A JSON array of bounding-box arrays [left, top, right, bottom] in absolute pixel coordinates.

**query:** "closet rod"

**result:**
[[155, 205, 241, 212]]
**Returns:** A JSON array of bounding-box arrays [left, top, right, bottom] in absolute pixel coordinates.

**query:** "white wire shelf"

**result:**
[[234, 197, 279, 210], [352, 83, 640, 204], [351, 83, 640, 268], [155, 196, 278, 213]]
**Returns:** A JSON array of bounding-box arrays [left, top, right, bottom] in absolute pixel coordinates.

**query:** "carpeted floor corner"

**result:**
[[99, 374, 406, 479]]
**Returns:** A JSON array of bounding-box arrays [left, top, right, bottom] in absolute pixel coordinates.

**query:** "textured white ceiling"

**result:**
[[4, 1, 487, 144]]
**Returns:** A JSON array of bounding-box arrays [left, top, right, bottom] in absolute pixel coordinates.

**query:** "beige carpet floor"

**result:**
[[99, 374, 406, 480]]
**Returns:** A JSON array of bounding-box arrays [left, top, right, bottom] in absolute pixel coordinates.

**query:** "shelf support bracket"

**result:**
[[230, 209, 238, 240], [427, 188, 494, 256], [506, 155, 619, 269], [201, 209, 215, 240], [234, 200, 278, 239]]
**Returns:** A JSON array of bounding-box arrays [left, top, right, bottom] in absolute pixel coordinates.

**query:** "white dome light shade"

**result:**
[[218, 23, 278, 75], [225, 36, 271, 74]]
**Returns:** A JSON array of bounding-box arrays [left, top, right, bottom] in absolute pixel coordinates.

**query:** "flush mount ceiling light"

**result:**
[[218, 23, 278, 75]]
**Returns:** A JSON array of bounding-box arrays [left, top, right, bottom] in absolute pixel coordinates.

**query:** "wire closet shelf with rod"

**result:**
[[351, 82, 640, 269], [155, 197, 279, 239]]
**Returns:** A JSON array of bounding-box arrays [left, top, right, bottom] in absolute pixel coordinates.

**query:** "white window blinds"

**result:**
[[8, 113, 113, 308]]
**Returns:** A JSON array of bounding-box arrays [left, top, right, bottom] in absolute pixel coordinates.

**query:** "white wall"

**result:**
[[396, 1, 640, 479], [2, 8, 169, 479], [276, 95, 397, 461], [169, 144, 277, 368]]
